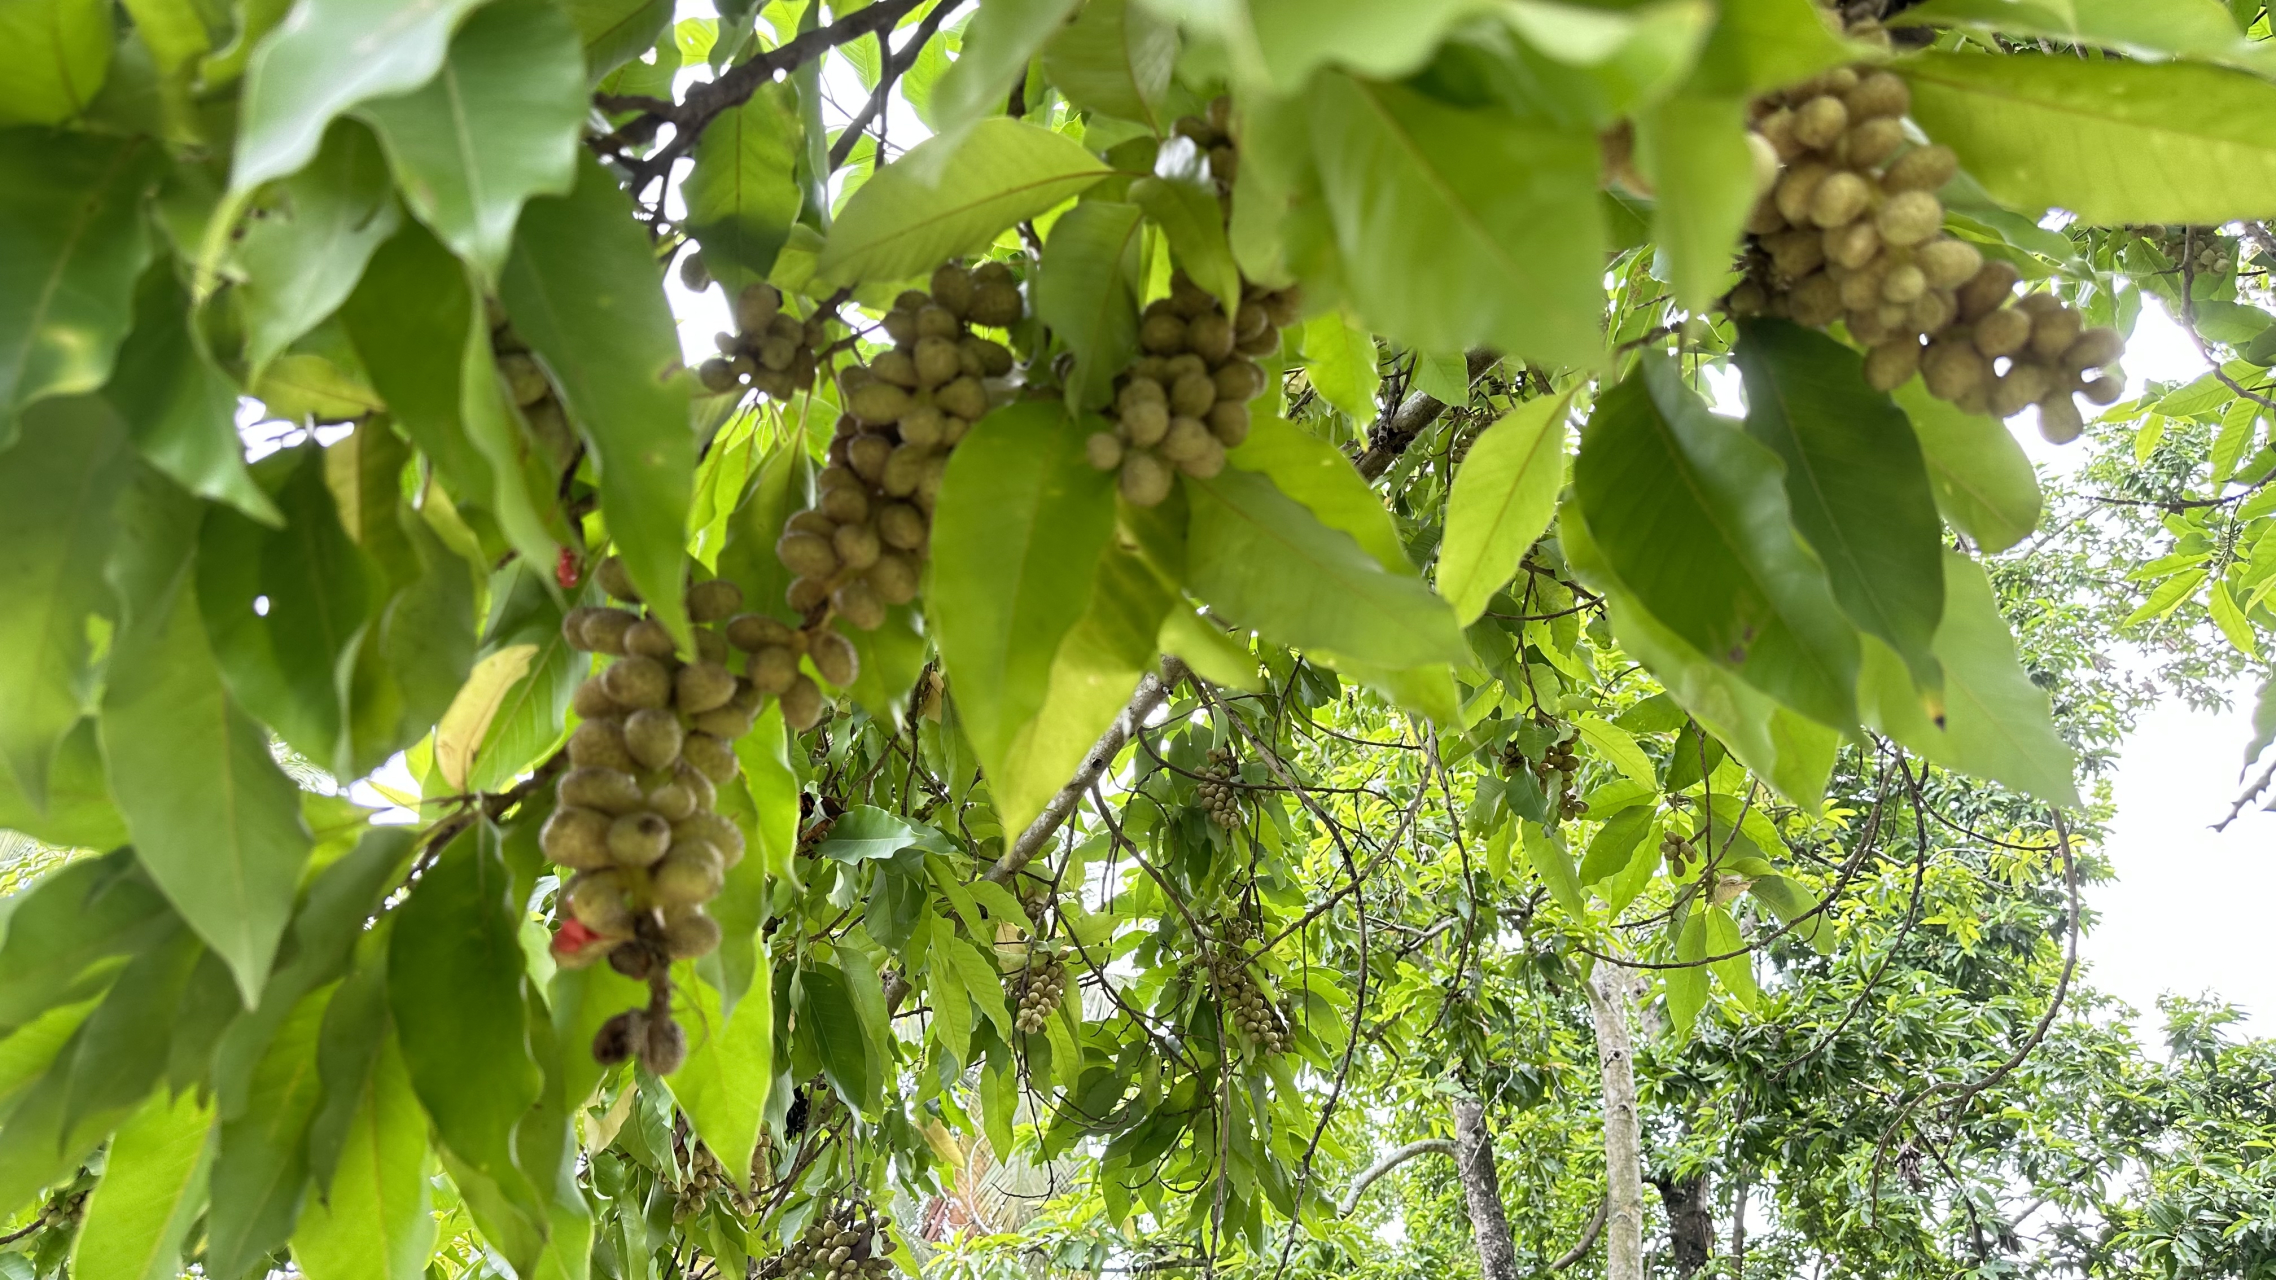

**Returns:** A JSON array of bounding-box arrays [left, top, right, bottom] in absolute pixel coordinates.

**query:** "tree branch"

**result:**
[[1336, 1139, 1455, 1215], [982, 657, 1188, 886], [826, 0, 953, 168], [1351, 349, 1499, 480], [1550, 1198, 1611, 1271]]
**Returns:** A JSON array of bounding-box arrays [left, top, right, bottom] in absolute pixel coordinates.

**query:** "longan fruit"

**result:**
[[1768, 227, 1827, 278], [1119, 450, 1175, 506], [1123, 399, 1171, 447], [1213, 361, 1265, 403], [1792, 95, 1849, 149], [1140, 311, 1187, 354], [664, 910, 723, 962], [736, 283, 782, 333], [1921, 340, 1989, 400], [1187, 313, 1236, 363], [1177, 438, 1226, 479], [972, 260, 1016, 289], [2079, 374, 2123, 406], [1161, 416, 1213, 463], [876, 503, 928, 550], [1208, 401, 1250, 447], [1956, 261, 2021, 321], [571, 677, 623, 721], [1990, 362, 2052, 417], [880, 308, 918, 345], [1881, 262, 1927, 305], [676, 661, 737, 715], [915, 304, 961, 341], [777, 531, 840, 578], [833, 577, 887, 631], [1843, 117, 1905, 168], [1906, 289, 1955, 335], [1791, 272, 1843, 326], [1087, 431, 1126, 470], [833, 521, 882, 572], [624, 618, 678, 659], [930, 264, 974, 316], [1917, 238, 1983, 290], [1774, 162, 1831, 226], [808, 627, 859, 687], [1824, 220, 1881, 270], [562, 607, 605, 652], [898, 404, 946, 448], [674, 810, 744, 867], [819, 485, 869, 526], [880, 443, 929, 498], [570, 719, 636, 771], [1845, 70, 1908, 120], [969, 282, 1022, 328], [870, 349, 919, 388], [2026, 305, 2081, 360], [1876, 190, 1943, 247], [726, 613, 797, 653], [964, 336, 1014, 377], [567, 870, 634, 935], [689, 701, 757, 739], [2063, 327, 2123, 373], [602, 655, 673, 710], [579, 608, 640, 656], [542, 805, 616, 870], [607, 811, 672, 867], [913, 336, 962, 388], [595, 556, 640, 602], [1171, 371, 1217, 416], [624, 707, 685, 771], [866, 552, 919, 605], [653, 840, 726, 907], [849, 383, 912, 425], [780, 675, 827, 731], [936, 377, 988, 421], [1808, 171, 1871, 228], [2038, 394, 2084, 443], [787, 575, 831, 614], [1863, 339, 1921, 392], [1883, 144, 1958, 194], [686, 578, 743, 623], [640, 1014, 688, 1075]]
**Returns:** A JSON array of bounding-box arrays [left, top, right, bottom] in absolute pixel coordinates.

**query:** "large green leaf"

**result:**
[[0, 0, 112, 124], [816, 117, 1114, 286], [0, 852, 172, 1037], [502, 156, 694, 643], [1130, 175, 1241, 316], [355, 0, 587, 281], [713, 440, 811, 625], [1572, 355, 1858, 731], [931, 401, 1118, 833], [933, 0, 1083, 130], [1686, 0, 1849, 97], [1041, 0, 1176, 130], [0, 131, 159, 446], [1735, 320, 1944, 697], [1243, 0, 1501, 91], [1437, 393, 1570, 624], [1185, 467, 1468, 671], [565, 0, 670, 80], [292, 1030, 434, 1280], [102, 476, 314, 1005], [0, 394, 134, 809], [1859, 551, 2080, 807], [1634, 92, 1752, 314], [338, 223, 495, 515], [1894, 382, 2042, 553], [1300, 309, 1378, 425], [386, 826, 543, 1240], [469, 566, 581, 793], [682, 81, 803, 296], [109, 266, 279, 525], [70, 1088, 214, 1280], [665, 957, 773, 1193], [1226, 415, 1410, 573], [1035, 200, 1143, 411], [1896, 0, 2271, 72], [231, 0, 491, 190], [236, 122, 403, 376], [204, 984, 330, 1280], [731, 704, 800, 882], [1306, 72, 1603, 370], [797, 964, 872, 1114], [1901, 51, 2276, 224], [0, 718, 129, 850]]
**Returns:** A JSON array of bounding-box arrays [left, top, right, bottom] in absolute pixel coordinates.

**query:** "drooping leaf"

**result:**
[[1437, 393, 1571, 624], [0, 0, 111, 124], [814, 806, 954, 863], [1735, 319, 1945, 696], [203, 984, 330, 1280], [1035, 200, 1144, 411], [1634, 92, 1753, 313], [0, 718, 128, 850], [1188, 467, 1469, 671], [235, 121, 403, 376], [0, 852, 172, 1037], [931, 402, 1118, 833], [0, 394, 135, 809], [1130, 175, 1241, 317], [0, 131, 159, 445], [565, 0, 672, 80], [682, 80, 803, 295], [1902, 51, 2276, 224], [1307, 72, 1604, 370], [291, 1030, 435, 1280], [816, 118, 1114, 286], [1572, 354, 1859, 731], [1227, 415, 1412, 574], [456, 290, 568, 576], [433, 644, 540, 791], [338, 223, 496, 516], [469, 566, 583, 793], [355, 0, 588, 281], [1896, 0, 2271, 76], [932, 0, 1083, 131], [70, 1087, 214, 1280], [1300, 309, 1379, 425], [664, 957, 772, 1193], [1687, 0, 1850, 97], [1242, 0, 1503, 91], [502, 156, 695, 643], [731, 702, 799, 882], [108, 266, 279, 524], [1041, 0, 1176, 130], [1894, 381, 2042, 553], [230, 0, 492, 191], [1523, 820, 1585, 917], [797, 964, 873, 1114]]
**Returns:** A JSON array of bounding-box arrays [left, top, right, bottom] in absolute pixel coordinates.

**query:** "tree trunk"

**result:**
[[1730, 1169, 1750, 1276], [1651, 1172, 1714, 1279], [1584, 964, 1646, 1280], [1452, 1097, 1520, 1280]]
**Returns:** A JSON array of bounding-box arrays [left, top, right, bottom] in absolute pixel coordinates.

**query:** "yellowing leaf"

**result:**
[[433, 644, 539, 791]]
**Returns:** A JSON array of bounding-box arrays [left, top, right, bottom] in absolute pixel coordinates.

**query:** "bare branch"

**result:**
[[1336, 1139, 1456, 1216], [1351, 349, 1499, 480], [983, 657, 1188, 885]]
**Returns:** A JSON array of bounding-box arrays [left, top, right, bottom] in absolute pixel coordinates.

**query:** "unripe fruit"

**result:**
[[1178, 439, 1227, 478], [781, 675, 826, 731], [570, 718, 636, 771], [1117, 379, 1166, 417], [1791, 272, 1842, 326], [1921, 341, 1989, 400], [625, 707, 685, 771], [1746, 131, 1781, 196], [871, 349, 918, 388], [1214, 361, 1266, 403], [913, 337, 962, 388], [1172, 371, 1217, 416], [567, 871, 634, 935], [654, 840, 725, 907], [819, 484, 868, 526], [914, 304, 960, 341], [624, 619, 678, 659], [1164, 351, 1208, 381], [680, 732, 740, 784], [748, 645, 798, 696], [1768, 227, 1826, 279], [1917, 238, 1984, 290], [1824, 220, 1880, 270], [737, 283, 782, 333], [2063, 327, 2123, 372], [1956, 261, 2021, 321], [1876, 190, 1943, 246], [1882, 263, 1927, 305], [898, 404, 945, 447], [572, 679, 624, 720], [1791, 94, 1849, 150], [1087, 431, 1126, 470], [1808, 171, 1871, 228], [877, 503, 928, 550], [689, 702, 757, 739], [579, 608, 639, 655], [849, 384, 912, 425], [777, 531, 840, 578], [1883, 144, 1958, 194], [641, 1013, 687, 1075], [930, 264, 974, 316], [608, 811, 672, 867], [562, 607, 604, 651], [939, 415, 971, 447], [596, 556, 641, 602], [1756, 106, 1799, 159], [1845, 70, 1908, 119], [1140, 312, 1187, 354], [1843, 117, 1906, 168], [1906, 289, 1955, 335], [1839, 263, 1889, 312], [2026, 305, 2082, 360], [665, 910, 723, 961], [969, 282, 1022, 328], [727, 613, 798, 653], [687, 578, 743, 623], [866, 552, 919, 605], [1774, 162, 1830, 226], [936, 377, 988, 421], [964, 336, 1015, 377], [647, 776, 699, 823], [1208, 401, 1251, 446], [833, 521, 882, 572], [810, 628, 859, 687], [1122, 400, 1171, 446], [542, 806, 616, 870], [881, 443, 928, 497], [674, 811, 744, 867], [834, 576, 888, 630], [880, 309, 918, 345], [1161, 416, 1213, 463], [1120, 450, 1175, 506], [1863, 339, 1921, 392], [676, 661, 737, 715], [603, 656, 673, 709], [1187, 313, 1235, 363], [1990, 362, 2052, 417], [2080, 374, 2123, 405], [787, 575, 830, 614], [2038, 393, 2084, 443]]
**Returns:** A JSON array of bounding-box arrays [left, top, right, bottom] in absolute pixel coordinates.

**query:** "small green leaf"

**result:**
[[1159, 608, 1263, 692], [1437, 393, 1571, 623], [1579, 806, 1652, 889], [1130, 175, 1241, 317], [815, 806, 953, 862], [1703, 906, 1756, 1010], [0, 718, 127, 850], [1036, 200, 1144, 410], [1226, 414, 1411, 574], [204, 984, 330, 1280], [732, 702, 800, 881], [1299, 310, 1379, 425], [1041, 0, 1176, 130], [0, 0, 113, 124], [666, 955, 773, 1190], [354, 0, 588, 282], [2123, 568, 2206, 628], [816, 118, 1113, 286], [108, 266, 279, 525], [1894, 382, 2042, 554], [339, 223, 497, 518], [931, 0, 1082, 131], [291, 1029, 434, 1280], [797, 964, 872, 1114], [70, 1087, 214, 1280], [683, 81, 803, 295], [565, 0, 672, 80], [1573, 714, 1655, 788], [236, 122, 402, 376], [1522, 820, 1586, 917], [2211, 578, 2257, 658]]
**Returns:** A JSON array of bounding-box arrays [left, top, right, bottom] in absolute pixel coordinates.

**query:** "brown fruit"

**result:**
[[1261, 286, 1303, 327], [1971, 309, 2033, 363], [654, 840, 726, 907], [736, 283, 783, 333], [866, 552, 919, 605], [676, 661, 737, 715], [833, 520, 882, 572], [833, 575, 887, 631], [968, 282, 1023, 328], [1845, 70, 1909, 120], [680, 732, 740, 784], [870, 349, 919, 388], [1990, 362, 2052, 417], [787, 575, 831, 614], [567, 871, 634, 936], [607, 811, 672, 867], [1187, 313, 1235, 363], [570, 718, 635, 771], [931, 264, 974, 316], [640, 1014, 688, 1075], [1119, 450, 1175, 506], [592, 1009, 642, 1065], [1177, 438, 1227, 479], [689, 702, 757, 739], [1843, 116, 1906, 168], [2063, 327, 2123, 373], [877, 503, 928, 550], [2038, 393, 2084, 443], [625, 707, 685, 770], [777, 531, 840, 579], [664, 910, 723, 961], [881, 443, 929, 497], [572, 678, 623, 720], [1140, 311, 1187, 354], [579, 608, 640, 655], [562, 607, 605, 652], [726, 613, 798, 653], [2026, 305, 2082, 360], [915, 304, 961, 341], [1921, 340, 1989, 400], [963, 335, 1015, 377], [596, 556, 641, 602], [1172, 371, 1217, 416], [602, 655, 673, 709], [1213, 361, 1266, 403], [542, 806, 616, 870], [780, 675, 827, 731], [1161, 416, 1213, 463], [624, 618, 678, 659]]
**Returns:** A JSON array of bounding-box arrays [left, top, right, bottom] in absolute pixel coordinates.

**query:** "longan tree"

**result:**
[[2, 0, 2275, 1279]]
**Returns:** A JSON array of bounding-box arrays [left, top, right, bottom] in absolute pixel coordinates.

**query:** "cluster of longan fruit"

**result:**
[[1196, 746, 1244, 829], [1084, 272, 1292, 504], [1011, 953, 1068, 1034], [1661, 829, 1694, 878], [2138, 225, 2237, 277], [777, 262, 1023, 629], [487, 306, 576, 468], [1208, 941, 1287, 1054], [1727, 65, 2123, 441], [678, 1141, 763, 1219], [695, 279, 829, 402], [755, 1203, 898, 1280]]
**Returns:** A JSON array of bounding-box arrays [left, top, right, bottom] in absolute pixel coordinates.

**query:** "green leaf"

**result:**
[[1241, 0, 1502, 91], [1573, 355, 1859, 731], [1573, 714, 1655, 787], [1437, 393, 1570, 624], [2211, 397, 2259, 486], [1687, 0, 1850, 97], [1857, 551, 2079, 807], [2210, 578, 2256, 657], [204, 983, 329, 1280], [1036, 200, 1144, 411], [339, 223, 497, 518], [1736, 319, 1945, 696], [2123, 568, 2205, 628], [70, 1088, 214, 1280], [683, 80, 803, 295], [230, 0, 491, 191], [816, 117, 1114, 286], [503, 156, 694, 643], [1663, 917, 1708, 1042], [565, 0, 671, 80], [1894, 382, 2042, 554], [1634, 92, 1752, 313], [1579, 805, 1652, 889], [1041, 0, 1176, 130], [292, 1029, 434, 1280], [456, 291, 567, 577], [1130, 175, 1241, 317], [1901, 51, 2276, 224], [0, 0, 112, 124], [1185, 467, 1468, 671], [797, 964, 872, 1113], [1522, 820, 1586, 917], [0, 131, 159, 443], [713, 440, 811, 626], [109, 266, 279, 524], [664, 956, 772, 1192], [386, 826, 544, 1241], [1895, 0, 2270, 72], [1703, 905, 1755, 1010], [1226, 415, 1411, 573], [0, 394, 134, 809], [1299, 310, 1378, 425], [0, 852, 172, 1037], [731, 703, 799, 880], [356, 0, 588, 282], [469, 569, 582, 794], [236, 122, 402, 376], [932, 402, 1119, 833], [1307, 73, 1604, 370], [0, 718, 128, 850], [932, 0, 1082, 131], [1158, 608, 1262, 692], [816, 806, 952, 862], [925, 923, 972, 1065]]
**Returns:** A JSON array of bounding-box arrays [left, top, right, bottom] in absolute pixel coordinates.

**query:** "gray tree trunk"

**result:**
[[1585, 964, 1647, 1280], [1452, 1097, 1520, 1280]]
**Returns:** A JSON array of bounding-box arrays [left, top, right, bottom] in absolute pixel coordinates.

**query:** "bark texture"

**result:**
[[1452, 1097, 1520, 1280], [1652, 1172, 1714, 1278], [1585, 965, 1647, 1280]]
